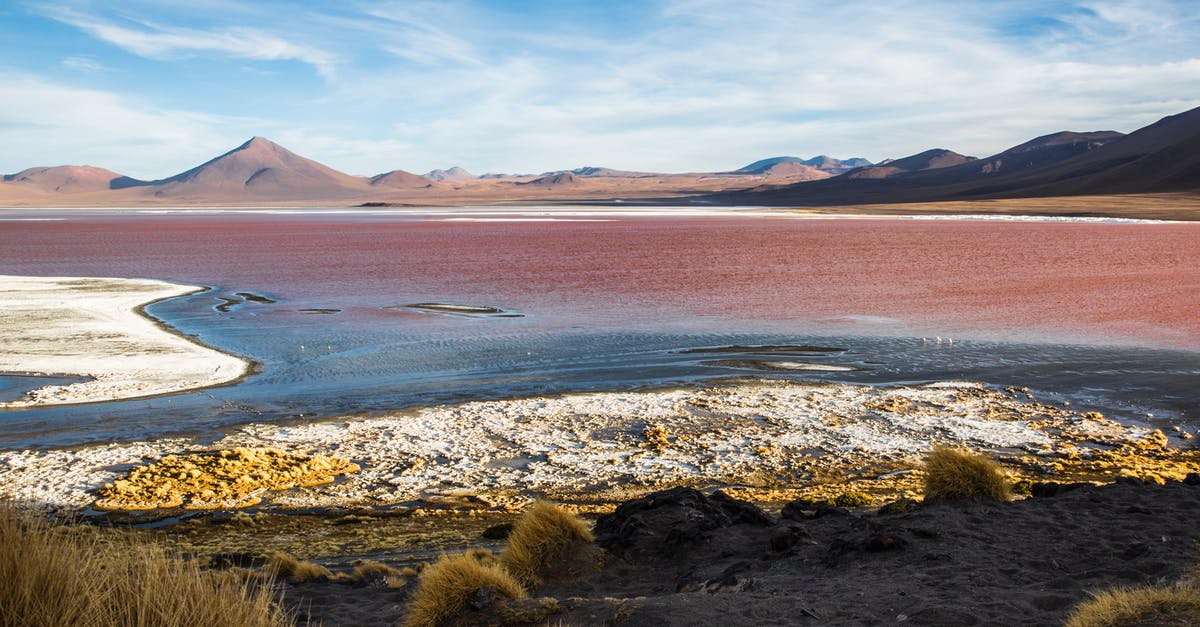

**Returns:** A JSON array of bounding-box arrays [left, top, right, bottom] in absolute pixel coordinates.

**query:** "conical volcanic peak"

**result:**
[[152, 136, 371, 199]]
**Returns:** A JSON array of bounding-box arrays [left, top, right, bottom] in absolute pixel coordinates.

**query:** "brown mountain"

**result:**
[[3, 165, 131, 193], [521, 172, 577, 186], [986, 107, 1200, 197], [714, 110, 1191, 205], [755, 161, 832, 179], [145, 137, 371, 199], [844, 149, 976, 179], [370, 169, 431, 188]]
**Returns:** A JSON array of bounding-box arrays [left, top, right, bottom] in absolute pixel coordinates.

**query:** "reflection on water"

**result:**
[[0, 210, 1197, 449]]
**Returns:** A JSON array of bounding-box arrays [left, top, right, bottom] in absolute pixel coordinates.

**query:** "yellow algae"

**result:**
[[94, 447, 359, 511]]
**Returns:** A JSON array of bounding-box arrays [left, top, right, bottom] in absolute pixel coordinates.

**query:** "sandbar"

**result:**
[[0, 275, 250, 407]]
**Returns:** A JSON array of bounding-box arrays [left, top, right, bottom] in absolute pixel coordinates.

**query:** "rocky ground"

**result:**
[[277, 478, 1200, 626], [5, 377, 1199, 625]]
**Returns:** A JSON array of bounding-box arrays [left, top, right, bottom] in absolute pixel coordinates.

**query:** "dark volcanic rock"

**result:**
[[1030, 481, 1093, 498], [781, 499, 852, 521], [593, 487, 772, 559]]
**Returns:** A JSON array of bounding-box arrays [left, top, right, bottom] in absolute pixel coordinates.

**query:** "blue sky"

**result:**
[[1, 0, 1198, 179]]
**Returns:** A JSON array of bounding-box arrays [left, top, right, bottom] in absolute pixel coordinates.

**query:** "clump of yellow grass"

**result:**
[[922, 446, 1011, 503], [263, 551, 335, 582], [1064, 585, 1200, 626], [403, 551, 526, 627], [0, 502, 289, 627], [500, 502, 596, 586]]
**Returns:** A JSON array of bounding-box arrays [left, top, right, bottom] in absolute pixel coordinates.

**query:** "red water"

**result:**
[[2, 214, 1197, 349]]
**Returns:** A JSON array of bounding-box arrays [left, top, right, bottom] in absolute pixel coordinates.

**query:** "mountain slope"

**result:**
[[3, 165, 132, 193], [844, 149, 976, 179], [370, 169, 431, 188], [147, 137, 371, 199], [988, 107, 1200, 197], [716, 111, 1186, 205]]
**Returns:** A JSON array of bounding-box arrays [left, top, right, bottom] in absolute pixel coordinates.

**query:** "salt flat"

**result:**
[[0, 275, 249, 407]]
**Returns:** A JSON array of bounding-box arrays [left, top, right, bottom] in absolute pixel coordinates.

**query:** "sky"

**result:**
[[1, 0, 1198, 179]]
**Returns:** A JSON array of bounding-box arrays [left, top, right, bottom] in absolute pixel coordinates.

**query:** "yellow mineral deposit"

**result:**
[[94, 447, 359, 511]]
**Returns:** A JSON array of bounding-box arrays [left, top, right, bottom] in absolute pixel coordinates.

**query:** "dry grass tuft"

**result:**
[[264, 551, 334, 582], [922, 446, 1010, 502], [500, 502, 596, 586], [350, 559, 404, 580], [403, 551, 526, 627], [1064, 585, 1200, 626], [0, 502, 289, 627]]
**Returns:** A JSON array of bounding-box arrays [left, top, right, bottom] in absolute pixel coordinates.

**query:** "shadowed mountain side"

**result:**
[[143, 137, 373, 199], [843, 149, 977, 180], [994, 109, 1200, 197], [711, 108, 1200, 206], [2, 165, 131, 194], [369, 169, 431, 188]]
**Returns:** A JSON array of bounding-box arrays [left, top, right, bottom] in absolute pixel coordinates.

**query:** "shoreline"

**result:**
[[4, 194, 1200, 222], [0, 275, 252, 408]]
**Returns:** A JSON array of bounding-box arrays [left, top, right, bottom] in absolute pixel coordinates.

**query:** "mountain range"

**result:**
[[2, 105, 1198, 207], [715, 108, 1200, 206]]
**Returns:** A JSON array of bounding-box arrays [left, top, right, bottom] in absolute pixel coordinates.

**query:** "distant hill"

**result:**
[[844, 149, 976, 180], [145, 137, 371, 199], [3, 165, 131, 193], [425, 167, 474, 181], [571, 166, 653, 178], [755, 161, 832, 180], [737, 155, 872, 176], [520, 172, 577, 186], [370, 169, 431, 188]]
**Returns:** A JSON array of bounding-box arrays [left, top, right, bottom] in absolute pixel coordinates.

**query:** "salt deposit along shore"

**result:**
[[2, 379, 1196, 515], [0, 275, 250, 407]]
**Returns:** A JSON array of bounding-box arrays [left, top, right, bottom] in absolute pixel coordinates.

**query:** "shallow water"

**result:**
[[0, 208, 1197, 449]]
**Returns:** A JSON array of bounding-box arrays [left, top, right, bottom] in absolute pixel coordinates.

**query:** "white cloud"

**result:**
[[61, 55, 109, 72], [0, 72, 262, 178], [320, 0, 1200, 172], [45, 7, 340, 79]]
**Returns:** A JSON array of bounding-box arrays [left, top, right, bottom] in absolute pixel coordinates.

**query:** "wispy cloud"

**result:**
[[61, 55, 109, 72], [302, 0, 1196, 172], [44, 7, 340, 79], [0, 71, 261, 178], [361, 4, 485, 66]]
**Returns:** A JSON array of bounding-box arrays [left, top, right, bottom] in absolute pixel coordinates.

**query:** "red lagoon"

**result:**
[[1, 213, 1198, 349]]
